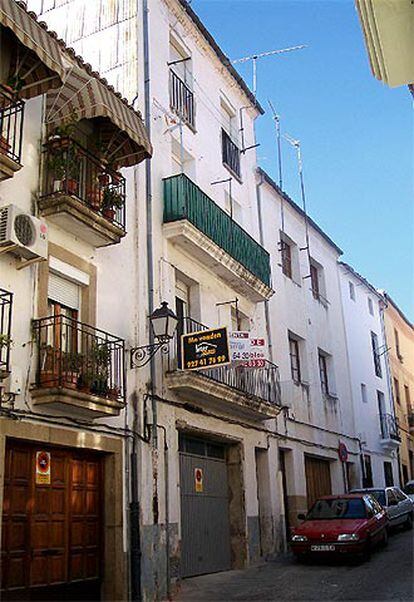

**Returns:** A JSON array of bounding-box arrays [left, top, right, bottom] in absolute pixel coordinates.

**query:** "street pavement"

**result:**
[[176, 528, 413, 601]]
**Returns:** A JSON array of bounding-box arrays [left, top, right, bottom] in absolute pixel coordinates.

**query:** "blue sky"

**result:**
[[192, 0, 413, 320]]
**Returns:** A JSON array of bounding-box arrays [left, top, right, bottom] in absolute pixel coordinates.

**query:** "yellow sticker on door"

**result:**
[[194, 467, 203, 493], [36, 451, 51, 485]]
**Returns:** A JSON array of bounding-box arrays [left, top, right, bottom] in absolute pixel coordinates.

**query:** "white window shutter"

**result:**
[[48, 272, 80, 310]]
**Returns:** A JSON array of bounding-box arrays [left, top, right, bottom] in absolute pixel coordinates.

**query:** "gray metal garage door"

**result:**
[[179, 436, 231, 577]]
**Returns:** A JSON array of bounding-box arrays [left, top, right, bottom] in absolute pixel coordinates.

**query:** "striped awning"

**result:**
[[0, 0, 67, 99], [45, 61, 152, 168]]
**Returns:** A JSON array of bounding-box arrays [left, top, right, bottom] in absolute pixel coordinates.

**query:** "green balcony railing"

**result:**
[[163, 173, 271, 286]]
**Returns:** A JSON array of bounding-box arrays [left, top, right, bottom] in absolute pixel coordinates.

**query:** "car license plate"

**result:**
[[311, 545, 335, 552]]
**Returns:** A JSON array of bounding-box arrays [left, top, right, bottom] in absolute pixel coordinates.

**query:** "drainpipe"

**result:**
[[142, 0, 157, 447], [255, 173, 274, 363]]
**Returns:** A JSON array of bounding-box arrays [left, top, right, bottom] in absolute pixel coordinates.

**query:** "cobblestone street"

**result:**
[[177, 529, 414, 601]]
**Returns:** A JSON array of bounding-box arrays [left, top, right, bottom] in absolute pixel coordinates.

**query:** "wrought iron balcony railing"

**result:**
[[41, 137, 126, 230], [0, 86, 24, 166], [221, 128, 241, 178], [0, 288, 13, 378], [169, 70, 195, 128], [379, 413, 401, 441], [32, 315, 125, 404], [163, 173, 271, 286], [169, 316, 281, 406]]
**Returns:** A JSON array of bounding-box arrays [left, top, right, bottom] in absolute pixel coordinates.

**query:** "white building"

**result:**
[[257, 169, 362, 529], [25, 0, 286, 600], [0, 1, 151, 600], [339, 262, 400, 488]]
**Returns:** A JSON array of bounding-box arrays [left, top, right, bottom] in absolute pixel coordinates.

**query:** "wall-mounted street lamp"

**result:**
[[130, 302, 178, 369]]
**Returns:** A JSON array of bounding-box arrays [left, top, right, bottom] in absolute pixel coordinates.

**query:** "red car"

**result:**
[[290, 493, 388, 560]]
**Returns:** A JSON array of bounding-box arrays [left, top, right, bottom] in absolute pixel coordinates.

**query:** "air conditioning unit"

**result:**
[[0, 205, 48, 260]]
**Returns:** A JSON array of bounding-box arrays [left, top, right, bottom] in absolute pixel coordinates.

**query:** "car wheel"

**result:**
[[404, 513, 413, 530]]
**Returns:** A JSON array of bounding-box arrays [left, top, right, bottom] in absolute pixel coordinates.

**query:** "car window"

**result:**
[[404, 483, 414, 495], [365, 490, 386, 506], [307, 498, 367, 520], [364, 497, 375, 517], [393, 488, 406, 502], [365, 495, 382, 515], [386, 490, 397, 505]]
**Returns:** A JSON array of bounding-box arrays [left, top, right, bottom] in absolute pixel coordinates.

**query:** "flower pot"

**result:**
[[107, 387, 121, 401], [87, 189, 103, 210], [53, 179, 63, 193], [98, 174, 110, 186], [63, 178, 78, 195], [62, 371, 79, 389], [0, 136, 11, 155], [103, 207, 115, 221], [39, 369, 60, 388]]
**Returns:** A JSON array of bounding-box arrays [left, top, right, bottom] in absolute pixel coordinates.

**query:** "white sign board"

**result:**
[[229, 332, 267, 367]]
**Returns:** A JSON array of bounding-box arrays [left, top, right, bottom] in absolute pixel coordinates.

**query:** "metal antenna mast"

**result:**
[[268, 100, 285, 232], [232, 45, 307, 98], [283, 133, 311, 263]]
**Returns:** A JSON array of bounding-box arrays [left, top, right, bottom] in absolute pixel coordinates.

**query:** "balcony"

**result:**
[[0, 86, 24, 181], [166, 317, 281, 421], [0, 288, 13, 379], [32, 315, 125, 418], [169, 70, 195, 128], [39, 137, 126, 247], [163, 174, 273, 302], [379, 413, 401, 450], [221, 128, 241, 179]]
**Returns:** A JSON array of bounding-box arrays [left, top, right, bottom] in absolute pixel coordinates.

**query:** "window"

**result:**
[[377, 391, 386, 437], [280, 239, 292, 279], [169, 36, 194, 127], [386, 489, 397, 505], [394, 378, 401, 405], [349, 281, 355, 301], [361, 383, 368, 403], [404, 385, 411, 413], [318, 352, 329, 394], [310, 263, 319, 299], [368, 297, 374, 315], [224, 191, 243, 225], [371, 332, 382, 378], [362, 454, 373, 488], [221, 99, 241, 178], [288, 335, 301, 383], [394, 329, 403, 361]]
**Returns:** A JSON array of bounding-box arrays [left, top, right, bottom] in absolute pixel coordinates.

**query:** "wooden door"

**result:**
[[304, 455, 332, 510], [1, 441, 103, 601]]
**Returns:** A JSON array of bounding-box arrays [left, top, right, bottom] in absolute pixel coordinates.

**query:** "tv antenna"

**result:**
[[232, 45, 307, 98], [283, 133, 311, 265]]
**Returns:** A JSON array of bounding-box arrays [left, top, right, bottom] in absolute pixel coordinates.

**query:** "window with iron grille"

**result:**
[[289, 335, 301, 383], [310, 263, 319, 299], [169, 37, 195, 127], [221, 128, 241, 178], [280, 239, 292, 279], [371, 331, 382, 378], [318, 352, 329, 394]]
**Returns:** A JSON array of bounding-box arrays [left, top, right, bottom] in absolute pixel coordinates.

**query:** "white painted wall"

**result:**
[[339, 264, 400, 487]]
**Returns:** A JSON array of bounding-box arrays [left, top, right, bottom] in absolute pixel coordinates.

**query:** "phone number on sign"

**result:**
[[185, 355, 228, 369]]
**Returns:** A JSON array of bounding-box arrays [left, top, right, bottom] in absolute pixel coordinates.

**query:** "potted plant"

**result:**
[[0, 333, 12, 378], [87, 342, 111, 398], [48, 146, 79, 195], [87, 175, 104, 210], [62, 351, 83, 389], [39, 344, 60, 387], [102, 187, 124, 221], [0, 135, 10, 155]]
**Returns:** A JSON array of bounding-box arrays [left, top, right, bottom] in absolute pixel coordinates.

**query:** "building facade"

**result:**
[[339, 263, 400, 488], [0, 1, 151, 600], [258, 170, 361, 531], [382, 293, 414, 485], [27, 0, 286, 600]]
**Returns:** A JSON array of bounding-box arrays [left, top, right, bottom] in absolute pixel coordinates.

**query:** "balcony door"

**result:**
[[175, 280, 190, 368]]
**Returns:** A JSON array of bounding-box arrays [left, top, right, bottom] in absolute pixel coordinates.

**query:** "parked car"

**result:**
[[290, 494, 388, 561], [351, 486, 414, 529], [403, 481, 414, 502]]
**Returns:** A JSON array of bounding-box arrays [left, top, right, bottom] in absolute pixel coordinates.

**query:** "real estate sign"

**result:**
[[181, 327, 230, 371], [229, 331, 267, 367]]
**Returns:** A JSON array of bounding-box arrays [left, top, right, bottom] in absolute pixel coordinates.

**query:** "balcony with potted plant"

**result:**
[[32, 314, 125, 418], [38, 133, 127, 247], [0, 85, 24, 181]]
